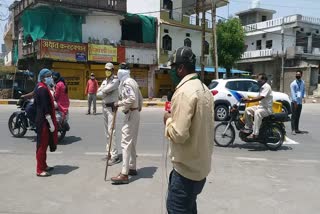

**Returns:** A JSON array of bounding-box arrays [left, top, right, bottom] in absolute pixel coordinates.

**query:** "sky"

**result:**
[[1, 0, 320, 52]]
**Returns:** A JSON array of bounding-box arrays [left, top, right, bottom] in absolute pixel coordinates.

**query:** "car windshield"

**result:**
[[208, 81, 218, 89]]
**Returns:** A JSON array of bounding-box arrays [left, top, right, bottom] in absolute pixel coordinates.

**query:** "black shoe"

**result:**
[[86, 112, 91, 115], [128, 169, 138, 176], [108, 156, 121, 166], [241, 128, 252, 134]]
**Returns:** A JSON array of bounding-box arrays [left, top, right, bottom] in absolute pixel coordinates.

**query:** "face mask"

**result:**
[[296, 76, 301, 80], [90, 76, 95, 80], [169, 69, 182, 86], [105, 71, 112, 78], [44, 77, 54, 87]]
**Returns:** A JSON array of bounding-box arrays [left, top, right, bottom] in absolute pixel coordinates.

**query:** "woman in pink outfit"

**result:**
[[52, 72, 70, 119]]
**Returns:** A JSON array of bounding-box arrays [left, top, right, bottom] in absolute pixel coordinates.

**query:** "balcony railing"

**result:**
[[241, 49, 274, 59], [13, 0, 127, 17]]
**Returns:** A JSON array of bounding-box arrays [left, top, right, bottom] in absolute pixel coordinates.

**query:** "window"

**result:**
[[184, 38, 192, 47], [204, 41, 210, 55], [247, 81, 260, 92], [162, 35, 172, 51], [208, 81, 219, 89], [256, 40, 262, 50], [164, 29, 169, 33], [262, 16, 267, 21], [225, 81, 254, 92], [266, 40, 273, 49], [186, 33, 190, 37]]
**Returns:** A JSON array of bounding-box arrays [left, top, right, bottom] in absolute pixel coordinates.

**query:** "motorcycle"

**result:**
[[214, 101, 287, 151], [8, 98, 70, 142]]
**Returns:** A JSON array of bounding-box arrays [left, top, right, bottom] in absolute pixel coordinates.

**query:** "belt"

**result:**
[[130, 107, 139, 111], [104, 102, 114, 108]]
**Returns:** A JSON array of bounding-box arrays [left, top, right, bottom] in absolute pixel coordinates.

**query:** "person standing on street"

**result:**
[[85, 73, 99, 115], [34, 69, 58, 177], [52, 71, 70, 121], [290, 70, 306, 135], [97, 62, 121, 165], [111, 63, 143, 185], [163, 47, 215, 214]]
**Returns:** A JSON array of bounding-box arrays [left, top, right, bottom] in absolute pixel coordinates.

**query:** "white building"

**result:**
[[235, 2, 320, 96]]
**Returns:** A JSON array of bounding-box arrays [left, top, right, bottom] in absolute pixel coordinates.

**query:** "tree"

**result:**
[[216, 18, 245, 78]]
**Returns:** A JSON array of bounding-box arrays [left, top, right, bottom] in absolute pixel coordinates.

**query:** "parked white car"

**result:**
[[208, 79, 292, 121]]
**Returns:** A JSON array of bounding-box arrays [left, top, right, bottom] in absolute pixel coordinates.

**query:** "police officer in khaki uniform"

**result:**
[[97, 62, 120, 165], [111, 63, 143, 184]]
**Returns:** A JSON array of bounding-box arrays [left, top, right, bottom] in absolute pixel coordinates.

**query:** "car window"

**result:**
[[225, 81, 242, 91], [247, 81, 260, 92], [208, 81, 218, 89]]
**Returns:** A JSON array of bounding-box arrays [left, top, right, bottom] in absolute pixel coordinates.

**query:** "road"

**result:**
[[0, 104, 320, 214]]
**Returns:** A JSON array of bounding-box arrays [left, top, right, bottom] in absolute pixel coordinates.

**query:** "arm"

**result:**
[[95, 80, 99, 93], [138, 89, 143, 111], [101, 79, 119, 94], [165, 92, 196, 144], [54, 82, 62, 101], [302, 81, 306, 103], [290, 82, 297, 103], [21, 90, 34, 99]]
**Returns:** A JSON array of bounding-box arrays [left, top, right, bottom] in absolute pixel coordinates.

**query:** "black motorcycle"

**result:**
[[214, 101, 287, 150], [8, 99, 69, 142]]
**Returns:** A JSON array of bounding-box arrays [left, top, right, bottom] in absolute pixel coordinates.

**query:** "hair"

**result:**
[[258, 73, 268, 81], [296, 70, 303, 75]]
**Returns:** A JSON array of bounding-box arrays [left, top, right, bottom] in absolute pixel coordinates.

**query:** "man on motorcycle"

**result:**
[[242, 73, 273, 139]]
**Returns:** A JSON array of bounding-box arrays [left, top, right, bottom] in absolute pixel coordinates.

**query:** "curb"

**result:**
[[0, 100, 18, 105]]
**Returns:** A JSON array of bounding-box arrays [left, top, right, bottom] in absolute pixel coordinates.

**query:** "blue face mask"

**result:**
[[44, 77, 54, 87]]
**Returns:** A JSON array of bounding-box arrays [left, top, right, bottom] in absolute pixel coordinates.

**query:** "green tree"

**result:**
[[216, 18, 245, 78]]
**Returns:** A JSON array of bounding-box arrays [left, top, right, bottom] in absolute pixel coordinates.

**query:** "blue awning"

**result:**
[[195, 66, 249, 74]]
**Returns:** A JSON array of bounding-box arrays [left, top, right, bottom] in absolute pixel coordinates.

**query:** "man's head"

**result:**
[[168, 46, 196, 78], [52, 71, 61, 84], [90, 73, 95, 80], [105, 62, 114, 78], [296, 70, 303, 80], [257, 73, 268, 86], [120, 62, 129, 70]]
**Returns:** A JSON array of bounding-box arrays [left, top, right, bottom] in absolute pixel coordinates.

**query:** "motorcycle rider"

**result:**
[[242, 73, 273, 139]]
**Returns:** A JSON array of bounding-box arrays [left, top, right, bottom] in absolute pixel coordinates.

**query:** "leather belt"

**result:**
[[130, 107, 139, 111], [104, 102, 114, 108]]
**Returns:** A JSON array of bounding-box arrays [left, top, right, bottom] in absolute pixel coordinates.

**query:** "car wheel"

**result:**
[[215, 105, 229, 121]]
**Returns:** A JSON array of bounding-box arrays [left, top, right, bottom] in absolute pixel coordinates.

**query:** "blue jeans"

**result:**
[[167, 169, 206, 214]]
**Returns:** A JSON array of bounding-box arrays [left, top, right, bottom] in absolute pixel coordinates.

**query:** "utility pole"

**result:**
[[280, 18, 285, 92], [200, 0, 206, 82], [211, 0, 219, 79]]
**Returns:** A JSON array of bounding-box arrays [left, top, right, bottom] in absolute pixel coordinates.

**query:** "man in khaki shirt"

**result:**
[[164, 47, 214, 214]]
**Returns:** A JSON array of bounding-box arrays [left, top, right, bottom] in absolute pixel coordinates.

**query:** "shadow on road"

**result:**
[[51, 165, 79, 175], [130, 166, 158, 183], [59, 136, 82, 145], [228, 143, 293, 152]]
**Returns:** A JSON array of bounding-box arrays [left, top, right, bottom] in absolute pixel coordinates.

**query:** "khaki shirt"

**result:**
[[165, 73, 214, 181], [118, 78, 143, 112], [97, 75, 119, 104]]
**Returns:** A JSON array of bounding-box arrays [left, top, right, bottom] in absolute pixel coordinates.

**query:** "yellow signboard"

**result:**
[[88, 44, 117, 63]]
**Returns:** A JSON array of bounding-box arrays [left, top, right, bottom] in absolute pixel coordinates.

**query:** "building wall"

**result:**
[[82, 13, 122, 44], [127, 0, 160, 19], [125, 48, 157, 65], [245, 28, 296, 52], [159, 24, 210, 64]]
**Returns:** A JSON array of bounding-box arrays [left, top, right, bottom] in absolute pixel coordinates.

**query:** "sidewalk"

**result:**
[[0, 98, 167, 107]]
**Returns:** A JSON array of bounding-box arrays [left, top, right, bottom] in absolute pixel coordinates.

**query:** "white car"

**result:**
[[208, 79, 292, 121]]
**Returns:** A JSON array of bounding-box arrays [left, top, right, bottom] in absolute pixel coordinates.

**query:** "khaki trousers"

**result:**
[[244, 106, 270, 135], [121, 110, 140, 175], [102, 107, 118, 158]]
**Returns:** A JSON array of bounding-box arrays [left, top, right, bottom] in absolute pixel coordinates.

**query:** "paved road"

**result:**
[[0, 104, 320, 214]]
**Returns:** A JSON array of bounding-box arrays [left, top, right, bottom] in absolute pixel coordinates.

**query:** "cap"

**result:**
[[105, 62, 114, 70], [120, 62, 129, 69], [167, 46, 196, 67], [90, 73, 95, 76]]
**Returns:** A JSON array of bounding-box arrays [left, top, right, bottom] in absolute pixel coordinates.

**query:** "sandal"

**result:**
[[45, 166, 54, 172], [37, 171, 51, 177]]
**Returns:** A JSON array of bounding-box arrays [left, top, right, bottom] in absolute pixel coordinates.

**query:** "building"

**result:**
[[235, 1, 320, 96], [3, 0, 157, 99], [128, 0, 228, 97]]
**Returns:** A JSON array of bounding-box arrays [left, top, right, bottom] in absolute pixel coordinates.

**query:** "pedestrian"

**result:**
[[111, 63, 143, 185], [52, 71, 70, 124], [290, 70, 306, 135], [163, 46, 215, 214], [34, 68, 58, 177], [97, 62, 120, 165], [85, 72, 99, 115]]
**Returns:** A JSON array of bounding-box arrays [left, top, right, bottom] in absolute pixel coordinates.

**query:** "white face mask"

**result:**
[[90, 76, 95, 80], [117, 69, 130, 82]]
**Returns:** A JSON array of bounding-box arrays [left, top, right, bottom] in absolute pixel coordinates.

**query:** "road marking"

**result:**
[[85, 152, 105, 156], [235, 157, 267, 161], [284, 137, 300, 145], [48, 151, 63, 154], [137, 153, 162, 157], [289, 159, 320, 164], [0, 150, 11, 153]]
